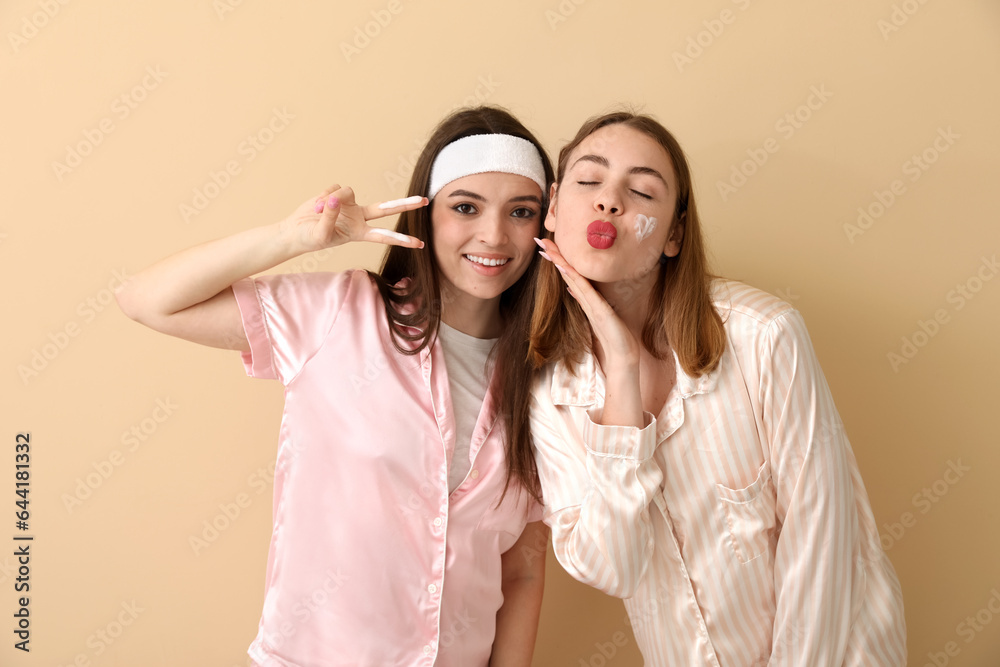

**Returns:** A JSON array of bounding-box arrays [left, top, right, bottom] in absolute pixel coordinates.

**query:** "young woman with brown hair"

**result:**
[[528, 112, 907, 666], [117, 106, 553, 666]]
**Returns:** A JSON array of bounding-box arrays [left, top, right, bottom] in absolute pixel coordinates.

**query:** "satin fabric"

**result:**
[[530, 280, 906, 666], [232, 270, 541, 667]]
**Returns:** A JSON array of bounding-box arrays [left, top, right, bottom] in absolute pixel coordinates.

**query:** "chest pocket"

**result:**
[[716, 461, 777, 564]]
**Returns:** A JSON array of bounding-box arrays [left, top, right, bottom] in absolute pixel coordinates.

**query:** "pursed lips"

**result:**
[[586, 220, 618, 249]]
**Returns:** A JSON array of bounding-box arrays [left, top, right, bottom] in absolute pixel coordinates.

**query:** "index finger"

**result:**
[[363, 195, 429, 221], [534, 237, 573, 269], [533, 237, 601, 302], [362, 226, 425, 249]]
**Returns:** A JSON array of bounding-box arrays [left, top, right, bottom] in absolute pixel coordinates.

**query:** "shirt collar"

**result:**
[[549, 347, 720, 407]]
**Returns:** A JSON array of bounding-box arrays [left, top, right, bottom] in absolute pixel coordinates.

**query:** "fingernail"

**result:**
[[554, 264, 568, 274], [538, 251, 553, 262], [533, 237, 545, 249], [314, 201, 324, 213], [327, 195, 340, 207]]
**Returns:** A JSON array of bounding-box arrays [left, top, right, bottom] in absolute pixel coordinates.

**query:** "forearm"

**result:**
[[533, 397, 661, 597], [490, 521, 547, 666], [490, 577, 544, 666], [550, 435, 660, 596], [116, 220, 300, 322]]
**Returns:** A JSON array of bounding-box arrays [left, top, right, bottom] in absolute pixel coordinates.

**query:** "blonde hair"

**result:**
[[528, 111, 726, 377]]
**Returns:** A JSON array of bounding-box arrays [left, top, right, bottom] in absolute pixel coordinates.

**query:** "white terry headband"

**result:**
[[428, 134, 547, 199]]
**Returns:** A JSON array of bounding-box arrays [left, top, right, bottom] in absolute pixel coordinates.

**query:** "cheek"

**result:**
[[631, 214, 659, 243], [633, 221, 672, 263], [430, 224, 454, 266], [511, 221, 542, 254], [634, 246, 664, 276], [430, 213, 459, 248]]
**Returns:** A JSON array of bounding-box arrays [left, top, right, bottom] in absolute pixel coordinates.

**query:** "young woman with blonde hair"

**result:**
[[528, 111, 907, 666]]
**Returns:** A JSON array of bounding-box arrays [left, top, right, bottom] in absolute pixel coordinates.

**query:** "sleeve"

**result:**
[[231, 270, 359, 384], [759, 309, 861, 666], [529, 384, 663, 598]]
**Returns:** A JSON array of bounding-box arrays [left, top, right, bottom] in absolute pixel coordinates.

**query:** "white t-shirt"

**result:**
[[437, 322, 497, 493]]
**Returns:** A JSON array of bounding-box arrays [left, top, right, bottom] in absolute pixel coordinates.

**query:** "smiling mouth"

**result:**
[[464, 254, 510, 267]]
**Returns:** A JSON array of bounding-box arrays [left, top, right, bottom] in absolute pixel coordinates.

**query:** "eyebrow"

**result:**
[[446, 189, 543, 205], [571, 154, 669, 187], [447, 189, 486, 201]]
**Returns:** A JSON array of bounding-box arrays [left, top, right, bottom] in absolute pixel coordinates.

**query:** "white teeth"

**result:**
[[465, 254, 509, 267]]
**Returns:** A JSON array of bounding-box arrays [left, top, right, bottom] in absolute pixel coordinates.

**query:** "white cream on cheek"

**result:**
[[634, 214, 657, 242]]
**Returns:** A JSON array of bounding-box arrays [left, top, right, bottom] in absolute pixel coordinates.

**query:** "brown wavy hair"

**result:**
[[528, 110, 726, 376], [371, 106, 554, 503]]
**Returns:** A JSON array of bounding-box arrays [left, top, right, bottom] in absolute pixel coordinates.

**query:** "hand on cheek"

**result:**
[[533, 236, 639, 367]]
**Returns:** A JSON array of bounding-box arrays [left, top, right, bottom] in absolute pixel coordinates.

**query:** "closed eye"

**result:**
[[579, 180, 652, 200]]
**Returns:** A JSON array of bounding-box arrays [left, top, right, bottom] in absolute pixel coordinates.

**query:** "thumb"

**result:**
[[318, 193, 342, 224], [314, 194, 343, 246]]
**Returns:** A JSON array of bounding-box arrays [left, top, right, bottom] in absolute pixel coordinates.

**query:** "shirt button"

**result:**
[[433, 517, 443, 527], [428, 583, 437, 594], [470, 469, 479, 479]]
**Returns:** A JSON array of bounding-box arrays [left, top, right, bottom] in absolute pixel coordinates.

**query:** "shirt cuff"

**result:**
[[582, 410, 658, 460], [231, 277, 277, 380]]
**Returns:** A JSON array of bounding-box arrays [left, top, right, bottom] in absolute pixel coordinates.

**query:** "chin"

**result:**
[[580, 270, 627, 285], [562, 254, 621, 284]]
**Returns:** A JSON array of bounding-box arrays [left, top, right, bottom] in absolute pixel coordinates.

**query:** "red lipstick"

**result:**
[[587, 221, 617, 249]]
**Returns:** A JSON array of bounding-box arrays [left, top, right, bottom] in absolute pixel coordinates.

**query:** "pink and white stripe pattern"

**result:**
[[530, 280, 907, 666]]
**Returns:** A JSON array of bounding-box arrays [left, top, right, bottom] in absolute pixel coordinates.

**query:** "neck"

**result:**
[[439, 285, 503, 339], [593, 269, 658, 340]]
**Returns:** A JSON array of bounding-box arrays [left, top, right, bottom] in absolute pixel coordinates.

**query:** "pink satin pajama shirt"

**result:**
[[232, 269, 540, 667]]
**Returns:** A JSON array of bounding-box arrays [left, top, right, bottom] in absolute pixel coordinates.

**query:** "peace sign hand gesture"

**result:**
[[281, 185, 428, 255]]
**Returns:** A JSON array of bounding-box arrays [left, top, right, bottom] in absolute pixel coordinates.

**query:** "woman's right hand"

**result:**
[[535, 236, 645, 428], [534, 237, 641, 370], [117, 185, 429, 352], [280, 184, 428, 254]]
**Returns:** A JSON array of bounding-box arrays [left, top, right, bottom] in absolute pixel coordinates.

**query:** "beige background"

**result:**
[[3, 0, 999, 665]]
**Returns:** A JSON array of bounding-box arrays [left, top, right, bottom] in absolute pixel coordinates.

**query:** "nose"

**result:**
[[594, 185, 621, 215], [477, 209, 508, 247]]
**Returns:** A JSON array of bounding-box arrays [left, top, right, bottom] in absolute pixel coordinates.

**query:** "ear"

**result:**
[[544, 182, 558, 233], [663, 212, 685, 258]]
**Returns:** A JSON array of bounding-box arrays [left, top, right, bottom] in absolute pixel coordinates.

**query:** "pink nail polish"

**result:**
[[327, 195, 340, 207], [314, 201, 324, 213], [554, 264, 567, 274], [538, 251, 552, 262], [533, 237, 545, 249]]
